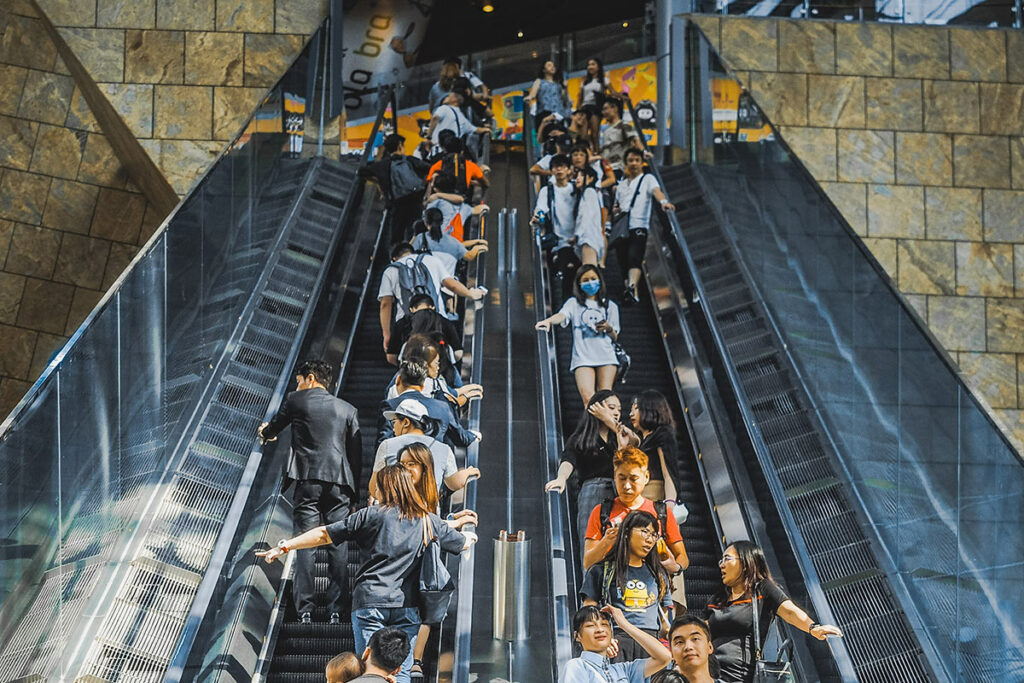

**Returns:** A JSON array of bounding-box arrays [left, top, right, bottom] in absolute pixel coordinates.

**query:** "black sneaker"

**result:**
[[329, 611, 341, 625], [300, 612, 312, 624], [624, 284, 639, 306]]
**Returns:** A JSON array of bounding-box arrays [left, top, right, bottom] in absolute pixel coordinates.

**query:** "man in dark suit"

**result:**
[[259, 359, 361, 624], [376, 359, 480, 449]]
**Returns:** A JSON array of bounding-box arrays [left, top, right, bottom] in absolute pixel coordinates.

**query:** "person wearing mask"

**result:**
[[561, 605, 671, 682], [581, 510, 673, 661], [612, 148, 675, 305], [573, 165, 605, 267], [377, 360, 480, 449], [359, 133, 431, 241], [707, 541, 843, 682], [599, 98, 642, 177], [628, 390, 681, 507], [666, 616, 725, 683], [258, 359, 361, 625], [544, 390, 634, 547], [258, 466, 478, 683], [530, 154, 580, 282], [577, 58, 620, 152], [535, 265, 620, 405], [326, 651, 365, 683], [526, 60, 571, 121], [581, 447, 688, 613]]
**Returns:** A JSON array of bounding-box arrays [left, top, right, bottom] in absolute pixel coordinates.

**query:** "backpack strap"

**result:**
[[653, 499, 669, 540], [599, 498, 614, 534], [601, 560, 615, 604]]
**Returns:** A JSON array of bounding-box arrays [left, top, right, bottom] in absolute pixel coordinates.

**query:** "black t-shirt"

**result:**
[[704, 579, 789, 683], [560, 431, 617, 483], [638, 425, 680, 489]]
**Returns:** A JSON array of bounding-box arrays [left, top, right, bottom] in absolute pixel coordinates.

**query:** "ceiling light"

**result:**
[[482, 2, 495, 11], [622, 21, 629, 27], [517, 31, 524, 38]]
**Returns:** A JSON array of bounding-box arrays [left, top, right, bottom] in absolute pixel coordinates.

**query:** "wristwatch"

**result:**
[[277, 539, 291, 554]]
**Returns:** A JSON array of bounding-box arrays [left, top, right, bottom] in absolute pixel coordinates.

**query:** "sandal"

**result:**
[[410, 659, 424, 680]]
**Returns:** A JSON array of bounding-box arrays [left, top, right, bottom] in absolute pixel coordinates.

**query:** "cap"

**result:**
[[383, 398, 430, 424]]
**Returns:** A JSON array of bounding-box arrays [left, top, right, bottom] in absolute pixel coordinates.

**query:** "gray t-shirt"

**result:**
[[373, 433, 458, 488], [326, 506, 465, 610], [558, 297, 620, 371]]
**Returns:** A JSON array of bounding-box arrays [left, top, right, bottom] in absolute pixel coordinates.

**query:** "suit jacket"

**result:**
[[376, 389, 477, 449], [263, 387, 362, 493]]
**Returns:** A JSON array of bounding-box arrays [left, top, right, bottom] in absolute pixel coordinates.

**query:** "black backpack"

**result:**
[[439, 153, 471, 198], [390, 255, 441, 317], [599, 499, 669, 540], [389, 156, 426, 201], [408, 308, 458, 383]]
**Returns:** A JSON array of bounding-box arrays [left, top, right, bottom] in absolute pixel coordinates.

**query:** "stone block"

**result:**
[[862, 237, 897, 274], [97, 0, 156, 28], [893, 25, 949, 80], [903, 293, 928, 321], [125, 30, 184, 84], [65, 286, 104, 333], [987, 299, 1024, 352], [138, 202, 165, 243], [78, 133, 128, 188], [836, 22, 892, 77], [0, 377, 32, 418], [53, 233, 111, 289], [1014, 138, 1024, 190], [244, 34, 306, 88], [91, 188, 146, 243], [216, 0, 274, 32], [29, 124, 83, 180], [865, 77, 922, 131], [821, 182, 866, 235], [213, 87, 263, 140], [720, 18, 777, 72], [868, 184, 924, 238], [923, 80, 979, 134], [984, 189, 1024, 242], [957, 242, 1013, 297], [949, 28, 1005, 82], [899, 239, 954, 295], [779, 20, 834, 74], [5, 222, 61, 278], [954, 135, 1010, 189], [99, 83, 154, 138], [185, 32, 243, 85], [778, 126, 835, 181], [958, 352, 1017, 409], [980, 84, 1024, 137], [0, 115, 39, 171], [62, 29, 125, 82], [102, 242, 138, 288], [0, 323, 36, 379], [749, 72, 806, 127], [0, 272, 25, 324], [807, 75, 864, 128], [896, 132, 952, 186], [838, 130, 894, 183], [140, 138, 221, 194], [276, 0, 328, 35], [925, 187, 982, 241], [18, 71, 75, 126], [41, 179, 99, 235], [0, 15, 57, 71], [1009, 32, 1024, 84], [154, 85, 212, 139], [928, 295, 985, 351], [0, 219, 12, 265], [29, 332, 66, 379], [65, 87, 100, 132], [16, 277, 73, 335], [691, 16, 721, 53], [34, 0, 95, 25], [156, 0, 214, 30], [0, 170, 50, 225], [1016, 245, 1024, 296], [0, 65, 29, 116]]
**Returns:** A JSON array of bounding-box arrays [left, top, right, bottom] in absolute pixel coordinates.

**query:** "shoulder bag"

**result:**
[[752, 584, 796, 683], [537, 184, 559, 251], [608, 172, 648, 245], [418, 516, 456, 624], [604, 301, 631, 383]]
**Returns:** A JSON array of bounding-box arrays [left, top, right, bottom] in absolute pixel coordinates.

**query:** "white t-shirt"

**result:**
[[534, 180, 577, 249], [378, 252, 454, 320], [575, 186, 604, 258], [373, 433, 457, 488], [580, 76, 610, 107], [431, 104, 475, 145], [614, 173, 661, 230], [558, 297, 620, 371]]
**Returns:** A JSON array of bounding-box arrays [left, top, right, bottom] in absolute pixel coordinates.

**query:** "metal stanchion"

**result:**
[[492, 530, 531, 641]]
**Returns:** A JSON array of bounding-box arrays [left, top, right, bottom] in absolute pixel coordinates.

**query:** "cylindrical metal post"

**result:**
[[493, 532, 531, 641]]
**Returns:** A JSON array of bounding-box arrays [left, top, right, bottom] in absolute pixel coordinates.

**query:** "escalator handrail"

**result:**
[[620, 94, 859, 680], [523, 105, 579, 672]]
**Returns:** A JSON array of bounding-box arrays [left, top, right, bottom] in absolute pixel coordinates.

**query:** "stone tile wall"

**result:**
[[693, 15, 1024, 449]]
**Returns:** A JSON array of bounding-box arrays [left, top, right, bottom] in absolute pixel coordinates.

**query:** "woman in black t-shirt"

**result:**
[[628, 390, 681, 504], [704, 541, 843, 682]]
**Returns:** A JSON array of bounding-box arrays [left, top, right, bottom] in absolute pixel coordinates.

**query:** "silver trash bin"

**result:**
[[493, 530, 530, 641]]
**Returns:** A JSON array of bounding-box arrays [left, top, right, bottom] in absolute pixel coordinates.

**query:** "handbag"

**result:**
[[418, 516, 455, 624], [752, 585, 796, 683], [608, 172, 648, 245], [604, 301, 631, 383]]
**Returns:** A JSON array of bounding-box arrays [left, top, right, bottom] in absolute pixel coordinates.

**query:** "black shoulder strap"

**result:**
[[653, 500, 668, 539], [752, 580, 763, 660], [627, 172, 648, 212], [599, 498, 614, 533]]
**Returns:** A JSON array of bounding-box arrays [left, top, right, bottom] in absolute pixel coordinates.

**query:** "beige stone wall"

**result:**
[[693, 15, 1024, 448]]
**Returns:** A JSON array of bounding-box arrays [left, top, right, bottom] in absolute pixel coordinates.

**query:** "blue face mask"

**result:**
[[580, 280, 601, 296]]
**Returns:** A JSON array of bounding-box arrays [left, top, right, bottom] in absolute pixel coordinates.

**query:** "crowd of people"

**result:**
[[251, 54, 842, 683]]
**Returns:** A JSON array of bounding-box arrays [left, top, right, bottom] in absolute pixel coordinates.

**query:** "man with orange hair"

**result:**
[[583, 447, 689, 612]]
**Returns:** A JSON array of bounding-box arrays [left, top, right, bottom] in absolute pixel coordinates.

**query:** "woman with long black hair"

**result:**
[[526, 59, 571, 122], [628, 389, 681, 505], [706, 541, 843, 682], [577, 58, 619, 151]]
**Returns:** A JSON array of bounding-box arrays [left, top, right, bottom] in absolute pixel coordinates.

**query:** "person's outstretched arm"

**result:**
[[602, 606, 671, 677], [256, 526, 332, 562], [777, 600, 844, 640]]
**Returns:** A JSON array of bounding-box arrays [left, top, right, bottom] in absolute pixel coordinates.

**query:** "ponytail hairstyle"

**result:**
[[610, 510, 668, 605], [424, 206, 444, 242], [375, 464, 431, 519]]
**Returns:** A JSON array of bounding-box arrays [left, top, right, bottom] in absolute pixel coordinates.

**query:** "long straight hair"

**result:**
[[398, 442, 439, 512], [610, 510, 668, 604], [376, 464, 431, 519], [584, 57, 605, 85], [633, 389, 675, 433], [715, 539, 773, 604], [566, 389, 618, 455]]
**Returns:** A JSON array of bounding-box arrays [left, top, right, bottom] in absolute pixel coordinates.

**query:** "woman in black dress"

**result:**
[[704, 541, 843, 683]]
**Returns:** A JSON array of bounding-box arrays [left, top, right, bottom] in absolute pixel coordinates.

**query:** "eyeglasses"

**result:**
[[718, 554, 737, 565], [634, 527, 659, 540]]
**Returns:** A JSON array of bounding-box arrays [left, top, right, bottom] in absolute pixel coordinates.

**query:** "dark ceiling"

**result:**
[[415, 0, 650, 63]]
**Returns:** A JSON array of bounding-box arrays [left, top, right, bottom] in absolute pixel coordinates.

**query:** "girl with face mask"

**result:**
[[535, 265, 620, 405]]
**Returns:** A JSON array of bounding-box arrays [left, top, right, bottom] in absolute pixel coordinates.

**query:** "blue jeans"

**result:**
[[577, 477, 616, 564], [352, 606, 421, 683]]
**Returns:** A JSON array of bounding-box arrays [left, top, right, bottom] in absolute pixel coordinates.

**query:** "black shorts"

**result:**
[[580, 103, 602, 119]]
